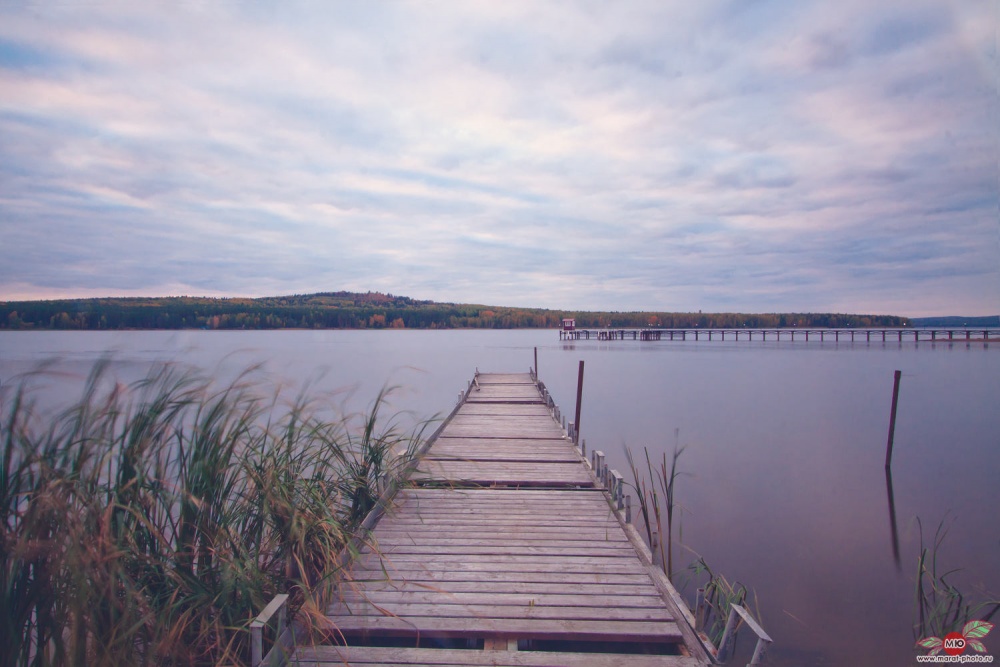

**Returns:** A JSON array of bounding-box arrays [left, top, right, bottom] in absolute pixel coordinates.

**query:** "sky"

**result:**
[[0, 1, 997, 317]]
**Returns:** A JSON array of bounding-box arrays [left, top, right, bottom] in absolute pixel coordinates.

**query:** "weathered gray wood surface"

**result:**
[[296, 645, 705, 666], [293, 372, 709, 665]]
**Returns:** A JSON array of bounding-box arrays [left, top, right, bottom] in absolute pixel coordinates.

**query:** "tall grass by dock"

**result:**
[[1, 361, 425, 667], [625, 441, 764, 654]]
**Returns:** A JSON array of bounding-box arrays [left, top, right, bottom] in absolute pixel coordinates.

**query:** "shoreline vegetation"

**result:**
[[0, 290, 930, 331], [1, 360, 429, 667]]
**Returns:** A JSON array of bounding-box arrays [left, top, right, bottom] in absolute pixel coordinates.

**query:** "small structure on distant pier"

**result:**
[[561, 317, 576, 331]]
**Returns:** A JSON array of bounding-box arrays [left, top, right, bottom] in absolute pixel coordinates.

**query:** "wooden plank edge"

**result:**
[[293, 645, 706, 666]]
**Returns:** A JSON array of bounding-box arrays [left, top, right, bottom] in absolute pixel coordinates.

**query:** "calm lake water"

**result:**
[[2, 329, 998, 666]]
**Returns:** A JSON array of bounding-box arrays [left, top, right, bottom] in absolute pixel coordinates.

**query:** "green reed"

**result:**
[[913, 516, 999, 644], [625, 442, 685, 579], [1, 361, 424, 667]]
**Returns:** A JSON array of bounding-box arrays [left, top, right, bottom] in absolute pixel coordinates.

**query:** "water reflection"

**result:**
[[885, 467, 901, 571]]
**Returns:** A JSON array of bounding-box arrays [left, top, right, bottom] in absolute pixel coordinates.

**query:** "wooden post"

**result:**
[[574, 360, 585, 444], [885, 370, 902, 468], [651, 530, 661, 568], [534, 347, 538, 381], [717, 606, 739, 662], [610, 470, 624, 509], [885, 467, 901, 570], [625, 494, 631, 523], [750, 637, 772, 664], [694, 588, 706, 631], [251, 594, 289, 667]]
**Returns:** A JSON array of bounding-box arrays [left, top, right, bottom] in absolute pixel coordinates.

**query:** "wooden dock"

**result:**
[[559, 327, 999, 343], [289, 372, 712, 666]]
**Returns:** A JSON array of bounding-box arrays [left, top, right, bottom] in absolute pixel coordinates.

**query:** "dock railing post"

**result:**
[[250, 593, 289, 667], [723, 604, 773, 665], [610, 470, 624, 509], [717, 606, 739, 663]]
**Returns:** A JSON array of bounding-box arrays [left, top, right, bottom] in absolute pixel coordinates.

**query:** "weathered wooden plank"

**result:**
[[424, 453, 581, 463], [394, 487, 602, 497], [328, 600, 673, 622], [425, 448, 576, 456], [355, 552, 649, 566], [383, 507, 615, 519], [295, 645, 703, 667], [457, 404, 553, 416], [362, 548, 637, 562], [332, 580, 658, 597], [345, 570, 656, 586], [413, 461, 593, 486], [330, 591, 667, 609], [379, 512, 612, 523], [391, 491, 606, 506], [361, 544, 637, 558], [439, 424, 565, 437], [373, 510, 619, 522], [351, 562, 651, 579], [448, 414, 560, 424], [465, 385, 543, 398], [390, 498, 610, 521], [369, 533, 629, 545], [321, 615, 684, 643], [432, 436, 572, 446], [427, 442, 575, 452], [394, 487, 603, 497], [430, 437, 568, 446], [474, 374, 535, 384]]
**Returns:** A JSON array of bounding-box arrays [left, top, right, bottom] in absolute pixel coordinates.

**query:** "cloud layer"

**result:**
[[1, 1, 996, 315]]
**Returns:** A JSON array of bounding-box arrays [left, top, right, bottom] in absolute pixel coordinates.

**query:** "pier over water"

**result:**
[[559, 327, 999, 343], [287, 372, 713, 666]]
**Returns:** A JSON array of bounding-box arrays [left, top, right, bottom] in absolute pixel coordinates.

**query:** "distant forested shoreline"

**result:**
[[0, 291, 918, 331]]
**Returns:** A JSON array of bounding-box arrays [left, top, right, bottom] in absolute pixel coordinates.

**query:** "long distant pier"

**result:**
[[286, 372, 714, 666], [559, 327, 999, 343]]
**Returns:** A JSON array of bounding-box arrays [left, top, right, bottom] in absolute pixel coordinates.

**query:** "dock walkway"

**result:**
[[291, 372, 711, 666]]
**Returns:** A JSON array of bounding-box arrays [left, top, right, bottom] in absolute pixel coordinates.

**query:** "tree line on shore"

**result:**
[[1, 291, 910, 331]]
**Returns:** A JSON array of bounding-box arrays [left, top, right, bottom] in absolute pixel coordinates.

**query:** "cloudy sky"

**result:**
[[0, 1, 996, 316]]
